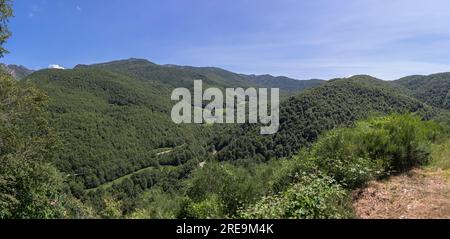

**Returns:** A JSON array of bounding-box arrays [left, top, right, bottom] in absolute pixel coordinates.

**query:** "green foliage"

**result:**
[[396, 73, 450, 110], [268, 155, 318, 193], [238, 114, 446, 219], [99, 197, 122, 219], [128, 187, 184, 219], [361, 115, 443, 170], [0, 0, 13, 57], [3, 55, 450, 219], [26, 67, 209, 190], [239, 174, 351, 219], [429, 140, 450, 170], [184, 161, 267, 218], [311, 128, 386, 188], [60, 195, 97, 219], [245, 74, 325, 92], [217, 75, 442, 162], [311, 114, 444, 187], [0, 75, 66, 218], [178, 195, 224, 219]]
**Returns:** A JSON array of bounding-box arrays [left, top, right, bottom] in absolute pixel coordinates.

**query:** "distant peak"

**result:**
[[126, 58, 157, 64], [344, 74, 381, 81], [0, 63, 34, 79], [121, 58, 155, 64], [74, 58, 157, 70]]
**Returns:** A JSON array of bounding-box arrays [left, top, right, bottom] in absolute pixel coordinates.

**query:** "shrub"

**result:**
[[239, 174, 352, 219], [361, 114, 442, 171], [185, 161, 264, 217], [128, 188, 184, 219], [310, 114, 444, 188], [429, 140, 450, 170], [269, 154, 319, 193], [310, 128, 385, 188], [177, 195, 224, 219]]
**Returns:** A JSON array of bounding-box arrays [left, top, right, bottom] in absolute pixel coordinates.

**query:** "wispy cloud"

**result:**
[[8, 0, 450, 79], [161, 0, 450, 80]]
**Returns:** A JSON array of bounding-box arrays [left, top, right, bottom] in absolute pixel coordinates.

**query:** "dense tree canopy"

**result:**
[[216, 75, 446, 162], [395, 72, 450, 110], [0, 71, 66, 218], [18, 60, 450, 217]]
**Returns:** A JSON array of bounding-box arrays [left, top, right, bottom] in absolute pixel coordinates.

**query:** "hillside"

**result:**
[[216, 75, 445, 162], [75, 58, 323, 93], [14, 59, 450, 218], [24, 58, 318, 207], [24, 67, 210, 192], [244, 74, 325, 92], [18, 59, 331, 212], [75, 58, 253, 90], [395, 72, 450, 110]]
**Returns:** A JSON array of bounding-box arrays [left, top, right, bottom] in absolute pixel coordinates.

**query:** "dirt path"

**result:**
[[156, 149, 173, 156], [352, 168, 450, 219]]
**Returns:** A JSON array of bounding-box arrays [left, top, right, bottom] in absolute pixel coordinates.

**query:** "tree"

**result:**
[[0, 74, 66, 218], [0, 0, 13, 57]]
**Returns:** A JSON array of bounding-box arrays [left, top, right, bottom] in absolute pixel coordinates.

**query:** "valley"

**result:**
[[1, 0, 450, 224], [2, 58, 450, 219]]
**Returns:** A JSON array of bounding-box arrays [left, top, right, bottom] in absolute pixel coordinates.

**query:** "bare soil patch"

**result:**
[[353, 168, 450, 219]]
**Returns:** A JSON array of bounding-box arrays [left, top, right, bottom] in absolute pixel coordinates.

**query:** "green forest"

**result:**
[[2, 1, 450, 219], [2, 56, 450, 219]]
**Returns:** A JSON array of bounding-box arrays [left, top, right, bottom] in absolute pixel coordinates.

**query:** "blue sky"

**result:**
[[2, 0, 450, 80]]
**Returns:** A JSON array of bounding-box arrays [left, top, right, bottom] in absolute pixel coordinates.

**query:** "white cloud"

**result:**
[[48, 64, 65, 70], [76, 6, 82, 11]]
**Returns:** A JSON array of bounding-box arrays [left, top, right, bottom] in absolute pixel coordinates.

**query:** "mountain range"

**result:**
[[3, 58, 450, 216]]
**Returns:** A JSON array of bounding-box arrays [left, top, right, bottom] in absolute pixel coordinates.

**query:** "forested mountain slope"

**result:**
[[17, 58, 329, 207], [395, 72, 450, 110], [24, 67, 210, 192], [18, 59, 450, 217], [74, 58, 253, 90], [244, 74, 325, 92], [216, 75, 446, 162], [75, 58, 323, 93]]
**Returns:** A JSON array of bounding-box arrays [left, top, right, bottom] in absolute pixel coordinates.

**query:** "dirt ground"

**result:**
[[352, 168, 450, 219]]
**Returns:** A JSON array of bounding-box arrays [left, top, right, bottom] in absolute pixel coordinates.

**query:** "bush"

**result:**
[[269, 154, 319, 193], [185, 161, 264, 217], [239, 174, 352, 219], [361, 114, 442, 171], [128, 188, 184, 219], [178, 195, 224, 219], [310, 114, 444, 188], [429, 140, 450, 170], [310, 128, 385, 188], [0, 76, 69, 219]]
